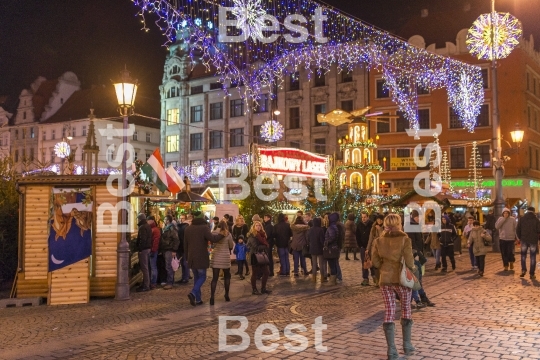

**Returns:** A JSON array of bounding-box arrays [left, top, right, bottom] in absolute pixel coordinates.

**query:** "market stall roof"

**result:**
[[191, 187, 217, 203], [390, 189, 450, 208], [176, 190, 211, 203]]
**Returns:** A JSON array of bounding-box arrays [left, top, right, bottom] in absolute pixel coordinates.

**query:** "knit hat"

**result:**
[[252, 214, 262, 223], [502, 208, 511, 215], [137, 213, 146, 221], [192, 211, 204, 219]]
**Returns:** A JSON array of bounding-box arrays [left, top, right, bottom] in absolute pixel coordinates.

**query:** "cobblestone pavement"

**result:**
[[1, 251, 539, 360]]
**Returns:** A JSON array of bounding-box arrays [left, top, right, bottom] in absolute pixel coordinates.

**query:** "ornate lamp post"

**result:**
[[113, 68, 138, 301]]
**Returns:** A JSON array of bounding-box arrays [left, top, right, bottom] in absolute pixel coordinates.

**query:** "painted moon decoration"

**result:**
[[51, 254, 65, 265]]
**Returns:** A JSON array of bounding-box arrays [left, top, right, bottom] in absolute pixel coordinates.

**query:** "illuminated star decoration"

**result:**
[[54, 141, 71, 158], [260, 120, 284, 142], [466, 11, 522, 60], [231, 0, 267, 41]]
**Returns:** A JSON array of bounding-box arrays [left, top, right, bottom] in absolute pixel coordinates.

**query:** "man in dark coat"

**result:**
[[184, 212, 224, 305], [136, 213, 152, 292], [177, 214, 191, 284], [516, 206, 540, 279], [160, 215, 180, 290], [274, 213, 292, 276], [484, 209, 496, 236], [406, 210, 424, 255], [307, 217, 327, 282], [356, 212, 374, 285], [263, 214, 275, 276]]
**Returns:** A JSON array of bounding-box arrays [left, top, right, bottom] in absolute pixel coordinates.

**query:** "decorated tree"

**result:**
[[440, 151, 453, 193], [467, 141, 484, 198]]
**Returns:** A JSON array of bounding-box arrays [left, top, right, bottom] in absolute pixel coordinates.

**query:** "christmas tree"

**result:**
[[440, 151, 453, 193], [467, 141, 483, 198]]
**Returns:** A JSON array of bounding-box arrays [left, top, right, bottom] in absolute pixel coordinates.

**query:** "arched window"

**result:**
[[349, 127, 354, 141], [344, 149, 350, 164], [361, 125, 366, 140], [170, 65, 180, 75], [350, 173, 362, 189], [167, 87, 179, 98], [340, 173, 346, 189], [354, 126, 361, 143], [352, 149, 361, 164], [366, 172, 376, 189], [364, 149, 371, 163]]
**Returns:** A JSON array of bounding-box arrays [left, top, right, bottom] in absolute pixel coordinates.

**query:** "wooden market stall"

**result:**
[[15, 175, 122, 305]]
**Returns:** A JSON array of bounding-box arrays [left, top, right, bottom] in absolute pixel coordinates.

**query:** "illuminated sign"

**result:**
[[451, 179, 523, 188], [257, 147, 329, 179], [530, 180, 540, 188], [390, 157, 418, 170]]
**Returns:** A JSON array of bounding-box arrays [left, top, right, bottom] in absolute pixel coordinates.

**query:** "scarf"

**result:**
[[256, 230, 269, 247]]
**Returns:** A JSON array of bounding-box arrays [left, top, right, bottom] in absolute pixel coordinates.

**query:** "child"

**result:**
[[234, 235, 247, 279]]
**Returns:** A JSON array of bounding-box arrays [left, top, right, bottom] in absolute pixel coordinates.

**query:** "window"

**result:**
[[146, 133, 151, 143], [191, 85, 203, 95], [133, 131, 138, 141], [341, 71, 353, 83], [210, 82, 222, 90], [528, 106, 531, 128], [417, 85, 430, 95], [252, 125, 263, 145], [14, 129, 18, 140], [230, 128, 244, 147], [314, 138, 326, 154], [418, 109, 430, 129], [376, 79, 390, 98], [450, 147, 465, 169], [190, 133, 203, 151], [82, 125, 87, 136], [254, 94, 269, 113], [190, 105, 203, 123], [230, 99, 244, 117], [289, 107, 300, 129], [417, 148, 430, 170], [210, 102, 223, 120], [530, 146, 533, 169], [378, 150, 390, 171], [481, 68, 489, 89], [396, 149, 411, 170], [62, 127, 66, 138], [209, 130, 223, 149], [42, 130, 46, 141], [146, 152, 151, 161], [22, 129, 26, 139], [71, 126, 76, 137], [167, 87, 179, 98], [396, 113, 408, 132], [377, 118, 390, 133], [477, 145, 491, 168], [30, 148, 34, 161], [107, 145, 115, 162], [476, 104, 489, 127], [134, 152, 138, 161], [290, 141, 301, 149], [449, 107, 461, 129], [166, 161, 178, 168], [314, 72, 326, 87], [50, 148, 54, 162], [167, 108, 179, 125], [30, 127, 35, 138], [396, 110, 429, 131], [23, 112, 26, 120], [314, 104, 327, 126], [289, 72, 300, 91], [166, 135, 179, 152], [170, 65, 180, 75], [527, 72, 530, 91], [14, 150, 18, 162], [341, 100, 353, 112]]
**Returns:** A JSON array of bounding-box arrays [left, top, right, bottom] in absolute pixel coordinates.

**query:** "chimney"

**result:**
[[463, 2, 471, 12], [421, 9, 428, 17]]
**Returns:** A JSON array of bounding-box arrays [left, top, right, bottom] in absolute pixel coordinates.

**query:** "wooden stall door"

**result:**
[[48, 258, 90, 305]]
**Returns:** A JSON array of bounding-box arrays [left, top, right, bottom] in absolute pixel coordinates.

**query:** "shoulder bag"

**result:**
[[399, 238, 420, 289]]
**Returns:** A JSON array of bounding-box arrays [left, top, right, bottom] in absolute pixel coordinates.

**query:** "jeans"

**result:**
[[432, 248, 441, 266], [190, 268, 207, 302], [468, 245, 477, 267], [327, 258, 338, 275], [521, 243, 538, 275], [411, 259, 426, 301], [180, 255, 189, 281], [500, 240, 516, 267], [312, 255, 327, 277], [475, 255, 486, 273], [236, 260, 246, 276], [164, 251, 175, 286], [360, 247, 375, 280], [336, 257, 342, 280], [292, 250, 307, 274], [277, 247, 290, 275], [138, 249, 151, 289], [440, 246, 455, 269], [149, 251, 158, 286]]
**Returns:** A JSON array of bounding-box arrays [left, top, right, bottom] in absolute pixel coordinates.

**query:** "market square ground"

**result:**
[[1, 251, 539, 360]]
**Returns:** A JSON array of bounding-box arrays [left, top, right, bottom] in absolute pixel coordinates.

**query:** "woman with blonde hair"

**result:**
[[209, 220, 234, 305], [372, 213, 416, 360], [246, 221, 271, 295]]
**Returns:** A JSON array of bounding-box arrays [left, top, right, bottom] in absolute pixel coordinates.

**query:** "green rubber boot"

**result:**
[[382, 322, 399, 360]]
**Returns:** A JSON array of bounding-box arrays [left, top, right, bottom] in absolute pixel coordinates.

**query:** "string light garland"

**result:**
[[260, 120, 284, 142], [466, 11, 522, 61], [132, 0, 484, 135]]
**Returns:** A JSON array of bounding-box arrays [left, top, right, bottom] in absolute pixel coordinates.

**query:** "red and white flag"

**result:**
[[166, 165, 185, 194]]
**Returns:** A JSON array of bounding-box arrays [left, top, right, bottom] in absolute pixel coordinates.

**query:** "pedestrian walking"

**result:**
[[484, 209, 496, 236], [467, 220, 492, 277], [371, 213, 416, 360], [184, 211, 224, 306], [247, 221, 271, 295], [438, 215, 457, 272], [274, 213, 292, 276], [160, 215, 180, 290], [357, 212, 374, 285], [495, 207, 517, 271], [233, 235, 247, 279], [262, 214, 275, 276], [336, 215, 346, 282], [516, 206, 540, 279], [405, 210, 424, 255], [232, 215, 249, 244], [323, 212, 341, 285], [344, 213, 359, 260], [209, 220, 235, 305], [177, 214, 191, 284], [135, 213, 152, 292], [462, 217, 477, 270], [147, 216, 161, 290], [307, 217, 327, 283], [367, 214, 384, 286], [425, 224, 441, 270], [290, 216, 309, 276], [410, 249, 435, 308]]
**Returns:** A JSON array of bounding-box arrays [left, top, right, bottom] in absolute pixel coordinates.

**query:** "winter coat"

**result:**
[[232, 224, 249, 243], [484, 213, 496, 231], [371, 231, 415, 286], [150, 221, 161, 253], [495, 215, 517, 240], [356, 220, 373, 249], [177, 222, 189, 255], [184, 217, 224, 269], [233, 242, 247, 261], [337, 222, 346, 249], [344, 220, 357, 249], [210, 232, 234, 269], [307, 218, 325, 256], [406, 218, 424, 254], [425, 232, 440, 250], [367, 223, 384, 254], [516, 211, 540, 245], [160, 224, 180, 252], [290, 223, 309, 251], [324, 213, 341, 249], [274, 219, 292, 248], [468, 227, 492, 256], [438, 223, 457, 247], [136, 220, 153, 252], [263, 220, 275, 248], [247, 235, 270, 266]]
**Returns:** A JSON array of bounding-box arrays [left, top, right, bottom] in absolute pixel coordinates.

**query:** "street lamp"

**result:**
[[509, 123, 524, 149], [113, 68, 138, 301]]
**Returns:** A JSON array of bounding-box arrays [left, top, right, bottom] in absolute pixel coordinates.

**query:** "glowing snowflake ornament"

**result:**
[[261, 120, 284, 142], [466, 12, 522, 60], [231, 0, 267, 41]]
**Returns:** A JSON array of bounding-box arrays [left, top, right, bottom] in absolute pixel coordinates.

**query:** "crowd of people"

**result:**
[[134, 205, 540, 360]]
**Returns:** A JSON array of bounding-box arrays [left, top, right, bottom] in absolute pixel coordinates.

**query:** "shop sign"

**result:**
[[530, 180, 540, 188], [390, 157, 417, 169], [451, 179, 523, 188], [257, 147, 329, 179]]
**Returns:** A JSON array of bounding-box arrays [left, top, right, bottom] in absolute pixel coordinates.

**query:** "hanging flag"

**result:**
[[48, 188, 93, 272], [141, 148, 168, 192], [166, 165, 185, 194]]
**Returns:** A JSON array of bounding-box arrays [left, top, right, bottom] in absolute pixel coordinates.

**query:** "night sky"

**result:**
[[1, 0, 539, 110]]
